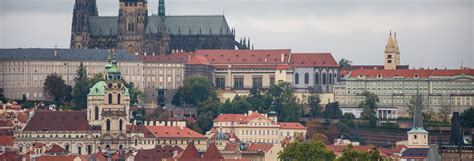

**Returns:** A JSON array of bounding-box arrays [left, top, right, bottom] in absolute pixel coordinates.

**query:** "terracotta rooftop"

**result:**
[[186, 55, 210, 65], [347, 68, 474, 78], [290, 53, 338, 68], [176, 142, 200, 160], [0, 135, 14, 146], [140, 52, 190, 63], [245, 143, 273, 152], [135, 145, 182, 161], [0, 120, 14, 127], [36, 155, 78, 161], [278, 122, 306, 129], [23, 111, 90, 131], [214, 112, 274, 123], [45, 144, 67, 154], [0, 151, 21, 161], [144, 126, 207, 139], [202, 143, 224, 160], [32, 142, 46, 148], [195, 49, 291, 65]]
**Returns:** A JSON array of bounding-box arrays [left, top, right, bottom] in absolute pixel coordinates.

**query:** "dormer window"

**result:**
[[414, 74, 419, 78], [377, 74, 382, 78]]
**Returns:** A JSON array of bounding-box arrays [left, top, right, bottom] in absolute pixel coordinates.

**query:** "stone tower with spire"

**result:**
[[407, 89, 429, 148], [70, 0, 98, 49], [384, 31, 400, 70]]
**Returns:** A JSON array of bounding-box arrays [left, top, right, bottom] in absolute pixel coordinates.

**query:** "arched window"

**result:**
[[87, 145, 92, 155], [94, 106, 99, 120], [108, 94, 112, 104], [119, 119, 123, 131], [304, 73, 309, 84], [135, 139, 138, 146], [117, 94, 121, 104], [329, 73, 333, 84], [315, 73, 320, 84], [322, 73, 327, 85], [78, 146, 82, 155], [106, 119, 111, 131], [294, 73, 299, 84], [128, 23, 135, 31]]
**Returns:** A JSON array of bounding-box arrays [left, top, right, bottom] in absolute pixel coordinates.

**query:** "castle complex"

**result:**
[[70, 0, 241, 54]]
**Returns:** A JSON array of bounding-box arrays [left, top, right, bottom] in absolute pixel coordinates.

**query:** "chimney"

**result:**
[[54, 46, 58, 56], [144, 52, 147, 56], [281, 54, 284, 63], [152, 52, 155, 56]]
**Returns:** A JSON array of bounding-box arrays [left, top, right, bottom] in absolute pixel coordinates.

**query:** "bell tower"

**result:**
[[384, 31, 400, 70], [117, 0, 148, 53]]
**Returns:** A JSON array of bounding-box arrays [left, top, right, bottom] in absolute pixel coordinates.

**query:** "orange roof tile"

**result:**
[[195, 49, 291, 65], [290, 53, 338, 68], [348, 68, 474, 78], [36, 155, 78, 161], [144, 126, 207, 139], [186, 55, 210, 65], [32, 142, 46, 148], [45, 144, 66, 154], [246, 143, 273, 152], [214, 114, 246, 122], [177, 142, 200, 160], [202, 143, 224, 159], [0, 136, 14, 146], [278, 122, 306, 129]]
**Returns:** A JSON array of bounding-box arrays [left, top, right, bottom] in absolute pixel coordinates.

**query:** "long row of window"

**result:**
[[294, 72, 336, 85], [215, 77, 275, 89]]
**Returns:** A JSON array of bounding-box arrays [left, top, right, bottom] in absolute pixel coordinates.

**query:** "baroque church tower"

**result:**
[[384, 31, 400, 70], [87, 51, 131, 150], [117, 0, 148, 54], [70, 0, 98, 49]]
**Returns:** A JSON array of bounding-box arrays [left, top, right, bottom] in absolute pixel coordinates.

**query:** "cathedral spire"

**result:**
[[158, 0, 165, 16]]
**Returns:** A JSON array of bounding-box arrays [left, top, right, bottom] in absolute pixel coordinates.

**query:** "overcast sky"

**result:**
[[0, 0, 472, 68]]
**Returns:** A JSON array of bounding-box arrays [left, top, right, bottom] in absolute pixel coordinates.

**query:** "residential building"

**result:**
[[209, 111, 307, 144]]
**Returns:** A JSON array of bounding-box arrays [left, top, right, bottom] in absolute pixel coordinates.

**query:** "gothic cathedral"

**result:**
[[71, 0, 243, 54]]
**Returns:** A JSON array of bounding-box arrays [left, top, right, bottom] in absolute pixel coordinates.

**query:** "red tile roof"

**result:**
[[23, 111, 90, 131], [140, 53, 191, 63], [0, 151, 21, 161], [0, 136, 14, 146], [202, 143, 224, 160], [17, 112, 28, 123], [186, 55, 210, 65], [0, 120, 14, 127], [144, 126, 207, 139], [223, 143, 239, 151], [36, 155, 78, 161], [290, 53, 338, 68], [214, 114, 246, 122], [278, 122, 307, 129], [246, 143, 273, 152], [32, 142, 46, 148], [45, 144, 66, 154], [195, 49, 291, 65], [215, 112, 274, 123], [177, 142, 200, 160], [276, 64, 291, 70], [347, 68, 474, 78], [135, 145, 182, 161]]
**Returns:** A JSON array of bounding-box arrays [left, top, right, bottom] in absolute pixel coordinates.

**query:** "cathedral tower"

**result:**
[[70, 0, 98, 49], [158, 0, 165, 16], [117, 0, 148, 53], [384, 31, 400, 70]]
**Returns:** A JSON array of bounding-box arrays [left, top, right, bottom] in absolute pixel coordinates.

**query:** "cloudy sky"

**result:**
[[0, 0, 472, 68]]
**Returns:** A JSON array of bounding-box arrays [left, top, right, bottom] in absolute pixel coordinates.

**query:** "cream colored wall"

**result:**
[[264, 144, 282, 161], [407, 132, 429, 148]]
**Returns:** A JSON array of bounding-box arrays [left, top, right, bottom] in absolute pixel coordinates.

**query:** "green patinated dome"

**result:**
[[88, 81, 130, 96]]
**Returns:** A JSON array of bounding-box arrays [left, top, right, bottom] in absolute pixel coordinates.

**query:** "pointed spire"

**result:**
[[384, 31, 399, 54], [158, 0, 166, 16], [413, 87, 424, 129]]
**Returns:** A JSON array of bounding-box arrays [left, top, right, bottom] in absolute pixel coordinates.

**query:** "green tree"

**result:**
[[72, 62, 90, 109], [338, 144, 383, 161], [278, 141, 335, 161], [437, 105, 451, 123], [219, 98, 251, 114], [359, 91, 379, 120], [338, 58, 352, 68], [196, 99, 220, 133], [172, 76, 217, 106], [246, 87, 272, 112], [323, 102, 343, 119], [123, 81, 146, 105], [43, 73, 69, 102], [308, 95, 322, 117], [461, 107, 474, 128], [311, 133, 329, 144], [266, 82, 301, 122]]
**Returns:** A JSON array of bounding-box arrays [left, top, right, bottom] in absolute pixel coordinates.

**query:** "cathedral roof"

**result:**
[[0, 48, 139, 61], [88, 15, 232, 36], [23, 111, 90, 131]]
